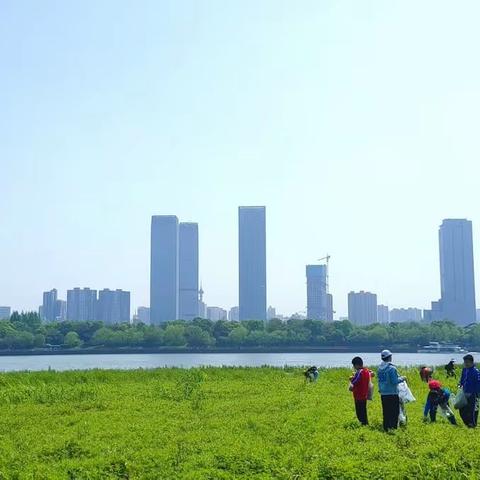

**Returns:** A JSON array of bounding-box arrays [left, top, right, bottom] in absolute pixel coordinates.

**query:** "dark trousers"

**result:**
[[459, 393, 478, 428], [354, 399, 368, 425], [381, 394, 400, 431]]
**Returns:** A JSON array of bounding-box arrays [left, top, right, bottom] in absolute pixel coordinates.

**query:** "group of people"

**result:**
[[348, 350, 480, 431]]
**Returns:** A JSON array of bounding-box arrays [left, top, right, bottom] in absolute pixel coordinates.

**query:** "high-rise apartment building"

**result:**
[[41, 290, 67, 322], [206, 306, 227, 321], [348, 291, 377, 326], [390, 308, 422, 323], [228, 306, 239, 321], [137, 307, 150, 324], [42, 289, 58, 322], [67, 288, 97, 321], [97, 289, 130, 324], [238, 206, 266, 320], [377, 304, 390, 324], [0, 306, 11, 320]]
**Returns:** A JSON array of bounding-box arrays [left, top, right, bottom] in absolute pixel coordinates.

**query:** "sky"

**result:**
[[2, 1, 480, 318]]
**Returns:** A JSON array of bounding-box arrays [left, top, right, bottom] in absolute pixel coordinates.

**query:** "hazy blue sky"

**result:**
[[2, 1, 480, 317]]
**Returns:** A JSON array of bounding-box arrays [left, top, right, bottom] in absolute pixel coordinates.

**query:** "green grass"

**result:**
[[0, 366, 476, 479]]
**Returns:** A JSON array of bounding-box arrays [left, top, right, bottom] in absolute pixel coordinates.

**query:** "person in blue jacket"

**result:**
[[378, 349, 406, 431], [458, 354, 480, 428], [423, 380, 456, 425]]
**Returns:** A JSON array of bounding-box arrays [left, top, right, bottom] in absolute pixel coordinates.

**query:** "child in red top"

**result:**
[[349, 356, 375, 425]]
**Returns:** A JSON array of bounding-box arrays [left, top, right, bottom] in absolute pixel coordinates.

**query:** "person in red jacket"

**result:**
[[349, 356, 375, 425]]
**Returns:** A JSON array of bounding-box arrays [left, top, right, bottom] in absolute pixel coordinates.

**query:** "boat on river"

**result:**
[[417, 341, 466, 353]]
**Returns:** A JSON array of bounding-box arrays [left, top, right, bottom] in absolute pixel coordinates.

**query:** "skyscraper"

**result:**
[[150, 215, 179, 324], [238, 206, 266, 320], [67, 288, 97, 321], [179, 222, 199, 321], [348, 291, 377, 326], [306, 265, 328, 320], [437, 219, 476, 326], [97, 289, 130, 324]]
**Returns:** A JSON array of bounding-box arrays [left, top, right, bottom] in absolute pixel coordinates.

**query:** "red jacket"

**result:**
[[351, 368, 371, 400]]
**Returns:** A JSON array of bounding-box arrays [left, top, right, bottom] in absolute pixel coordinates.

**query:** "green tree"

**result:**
[[164, 325, 186, 346], [143, 326, 164, 346], [64, 331, 82, 348], [228, 326, 248, 346], [33, 333, 46, 348], [185, 325, 215, 347]]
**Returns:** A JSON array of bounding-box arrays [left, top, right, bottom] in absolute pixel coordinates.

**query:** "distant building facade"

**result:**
[[41, 290, 66, 322], [425, 219, 476, 325], [178, 223, 199, 321], [150, 215, 179, 324], [198, 286, 207, 318], [42, 289, 58, 322], [67, 288, 97, 321], [238, 206, 266, 320], [0, 306, 11, 320], [97, 289, 130, 324], [56, 300, 67, 321], [137, 307, 150, 324], [327, 294, 334, 321], [207, 306, 227, 321], [348, 291, 377, 326], [267, 306, 276, 320], [306, 265, 329, 320], [377, 304, 390, 324], [390, 308, 422, 323], [229, 306, 239, 321]]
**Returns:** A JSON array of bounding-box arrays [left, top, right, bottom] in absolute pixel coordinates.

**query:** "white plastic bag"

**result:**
[[398, 382, 416, 403], [367, 381, 374, 401], [453, 388, 468, 409]]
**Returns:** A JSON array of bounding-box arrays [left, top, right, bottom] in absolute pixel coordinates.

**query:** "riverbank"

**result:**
[[0, 366, 474, 479], [0, 344, 425, 356]]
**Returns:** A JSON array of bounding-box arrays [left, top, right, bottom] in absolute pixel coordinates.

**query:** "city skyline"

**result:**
[[4, 2, 480, 318], [2, 214, 480, 321]]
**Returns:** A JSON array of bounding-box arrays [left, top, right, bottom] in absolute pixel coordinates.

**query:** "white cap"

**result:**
[[381, 349, 392, 359]]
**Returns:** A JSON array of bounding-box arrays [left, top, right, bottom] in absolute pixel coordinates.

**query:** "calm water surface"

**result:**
[[0, 352, 472, 372]]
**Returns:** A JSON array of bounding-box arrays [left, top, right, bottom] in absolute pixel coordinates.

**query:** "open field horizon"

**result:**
[[0, 366, 477, 479]]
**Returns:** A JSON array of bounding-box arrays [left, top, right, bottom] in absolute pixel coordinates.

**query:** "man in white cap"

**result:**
[[378, 349, 406, 431]]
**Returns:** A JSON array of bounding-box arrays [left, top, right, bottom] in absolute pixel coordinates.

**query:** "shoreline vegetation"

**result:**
[[0, 366, 476, 479], [0, 311, 478, 355]]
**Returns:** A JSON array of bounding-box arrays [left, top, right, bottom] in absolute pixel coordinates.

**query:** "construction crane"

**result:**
[[317, 254, 331, 293]]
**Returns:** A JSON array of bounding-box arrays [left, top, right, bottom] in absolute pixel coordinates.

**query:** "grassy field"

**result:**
[[0, 366, 477, 480]]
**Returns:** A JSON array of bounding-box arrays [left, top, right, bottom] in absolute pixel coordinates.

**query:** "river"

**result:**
[[0, 351, 472, 372]]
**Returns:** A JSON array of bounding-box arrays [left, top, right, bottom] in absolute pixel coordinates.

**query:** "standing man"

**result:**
[[378, 349, 406, 431], [458, 354, 480, 428], [349, 356, 374, 425]]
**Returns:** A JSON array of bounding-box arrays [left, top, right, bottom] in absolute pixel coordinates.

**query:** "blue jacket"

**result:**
[[378, 361, 404, 395], [460, 366, 480, 394], [424, 388, 450, 416]]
